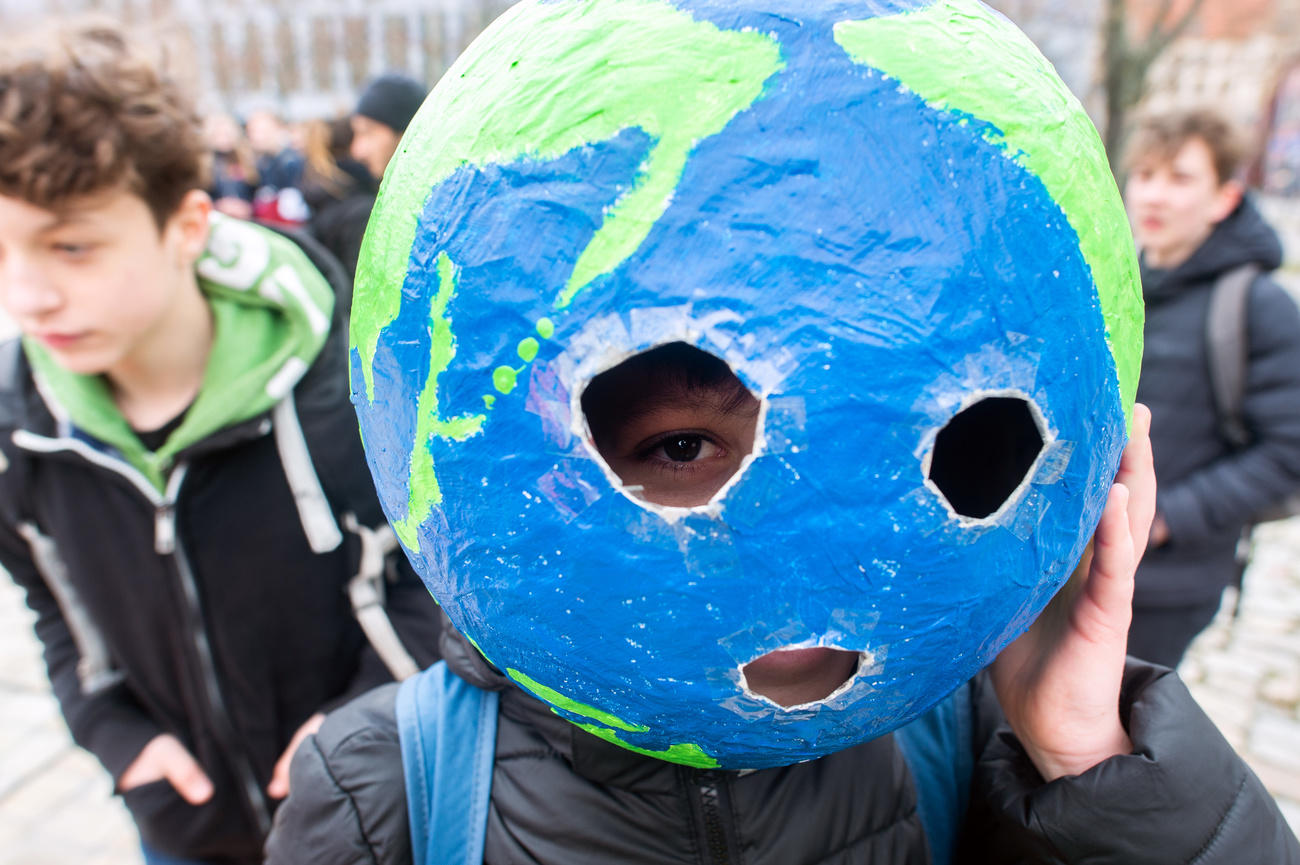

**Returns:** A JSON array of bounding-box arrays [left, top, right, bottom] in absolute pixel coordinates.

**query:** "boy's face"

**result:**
[[0, 189, 207, 378], [1125, 136, 1241, 270]]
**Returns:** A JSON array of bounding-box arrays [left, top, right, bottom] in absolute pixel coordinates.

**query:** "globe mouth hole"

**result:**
[[740, 646, 863, 709], [579, 342, 762, 510], [927, 394, 1046, 520]]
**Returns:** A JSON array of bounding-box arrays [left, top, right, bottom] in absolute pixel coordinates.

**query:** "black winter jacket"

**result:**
[[1134, 197, 1300, 606], [0, 232, 441, 863], [266, 620, 1300, 865], [310, 189, 378, 279]]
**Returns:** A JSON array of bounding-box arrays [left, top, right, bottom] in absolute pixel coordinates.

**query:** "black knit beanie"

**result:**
[[355, 74, 426, 133]]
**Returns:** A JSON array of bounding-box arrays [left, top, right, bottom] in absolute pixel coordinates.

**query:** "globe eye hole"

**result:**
[[580, 342, 762, 508], [927, 395, 1045, 520]]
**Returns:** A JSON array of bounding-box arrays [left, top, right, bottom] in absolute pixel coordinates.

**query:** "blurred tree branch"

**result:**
[[1103, 0, 1207, 176]]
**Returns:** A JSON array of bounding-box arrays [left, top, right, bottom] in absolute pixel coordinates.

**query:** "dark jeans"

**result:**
[[1128, 594, 1224, 669]]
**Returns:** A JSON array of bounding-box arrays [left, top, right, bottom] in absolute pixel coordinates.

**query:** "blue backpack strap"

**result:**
[[894, 681, 974, 865], [395, 661, 500, 865]]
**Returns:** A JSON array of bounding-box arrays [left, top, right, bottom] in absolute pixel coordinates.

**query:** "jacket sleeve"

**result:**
[[1160, 277, 1300, 540], [265, 684, 411, 865], [0, 504, 161, 782], [959, 662, 1300, 863]]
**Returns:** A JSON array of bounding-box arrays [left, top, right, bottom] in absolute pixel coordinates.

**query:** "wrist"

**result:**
[[1025, 722, 1132, 781]]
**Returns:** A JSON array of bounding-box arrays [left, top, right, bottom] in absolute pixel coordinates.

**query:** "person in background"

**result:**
[[0, 18, 441, 864], [349, 74, 427, 182], [298, 117, 373, 225], [1125, 108, 1300, 668], [310, 74, 427, 276], [246, 108, 304, 193], [246, 108, 308, 227], [204, 111, 258, 220]]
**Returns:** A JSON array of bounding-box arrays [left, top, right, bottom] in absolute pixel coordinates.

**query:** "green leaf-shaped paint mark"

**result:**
[[393, 252, 485, 552], [834, 0, 1143, 424], [352, 0, 784, 398], [572, 721, 721, 768], [505, 667, 720, 768], [507, 668, 648, 732]]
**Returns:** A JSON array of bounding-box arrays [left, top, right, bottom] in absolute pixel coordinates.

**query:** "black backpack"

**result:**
[[1205, 263, 1300, 525]]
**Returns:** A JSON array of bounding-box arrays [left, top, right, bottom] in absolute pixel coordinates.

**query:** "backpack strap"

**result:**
[[343, 513, 420, 681], [396, 661, 500, 865], [1206, 264, 1262, 450], [894, 681, 974, 865]]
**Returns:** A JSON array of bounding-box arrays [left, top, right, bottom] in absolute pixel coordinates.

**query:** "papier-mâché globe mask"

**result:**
[[351, 0, 1143, 769]]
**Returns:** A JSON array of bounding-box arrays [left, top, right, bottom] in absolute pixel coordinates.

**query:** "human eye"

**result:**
[[640, 431, 723, 466], [49, 239, 97, 260]]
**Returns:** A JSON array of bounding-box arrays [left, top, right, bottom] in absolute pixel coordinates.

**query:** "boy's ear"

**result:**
[[1210, 179, 1244, 225], [167, 189, 213, 264]]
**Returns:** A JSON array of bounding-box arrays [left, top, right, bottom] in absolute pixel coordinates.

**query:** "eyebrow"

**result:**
[[612, 381, 757, 425], [35, 213, 95, 234]]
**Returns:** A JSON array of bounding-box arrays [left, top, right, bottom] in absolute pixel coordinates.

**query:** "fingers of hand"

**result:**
[[267, 753, 292, 799], [118, 744, 163, 792], [158, 737, 214, 805], [1078, 482, 1136, 642], [1117, 403, 1157, 551], [121, 735, 213, 804], [268, 713, 325, 799]]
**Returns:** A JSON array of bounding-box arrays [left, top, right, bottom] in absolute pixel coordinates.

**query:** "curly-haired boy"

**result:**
[[0, 19, 440, 864]]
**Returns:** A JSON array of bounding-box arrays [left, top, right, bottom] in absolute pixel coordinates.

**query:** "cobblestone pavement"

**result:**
[[1, 517, 1298, 862], [0, 577, 140, 865]]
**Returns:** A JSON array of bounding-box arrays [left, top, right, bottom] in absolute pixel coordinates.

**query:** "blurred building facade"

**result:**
[[1, 0, 1296, 195], [1127, 0, 1300, 196], [0, 0, 514, 120], [985, 0, 1106, 115], [989, 0, 1300, 195]]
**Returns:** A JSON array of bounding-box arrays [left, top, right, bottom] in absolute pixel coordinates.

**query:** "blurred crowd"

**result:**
[[204, 73, 427, 276]]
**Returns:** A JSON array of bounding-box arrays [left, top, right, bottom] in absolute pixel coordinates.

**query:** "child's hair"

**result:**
[[1123, 108, 1246, 185], [0, 17, 208, 228], [581, 342, 759, 446]]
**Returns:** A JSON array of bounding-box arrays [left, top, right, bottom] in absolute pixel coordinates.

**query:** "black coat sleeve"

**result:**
[[1161, 277, 1300, 539], [0, 476, 161, 781], [960, 662, 1300, 863], [265, 684, 411, 865], [0, 520, 160, 780]]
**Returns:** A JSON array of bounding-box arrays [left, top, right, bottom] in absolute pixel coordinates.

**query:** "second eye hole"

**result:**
[[927, 395, 1045, 520]]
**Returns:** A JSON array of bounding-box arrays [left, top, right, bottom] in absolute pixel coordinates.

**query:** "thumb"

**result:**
[[159, 738, 214, 805], [267, 748, 293, 800], [268, 712, 325, 799]]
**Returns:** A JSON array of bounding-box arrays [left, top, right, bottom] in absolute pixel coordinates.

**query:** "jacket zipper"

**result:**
[[695, 772, 734, 865], [157, 465, 272, 836], [13, 432, 272, 835]]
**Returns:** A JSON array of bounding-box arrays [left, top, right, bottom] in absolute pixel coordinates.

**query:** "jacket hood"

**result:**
[[23, 213, 335, 491], [1143, 196, 1284, 300]]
